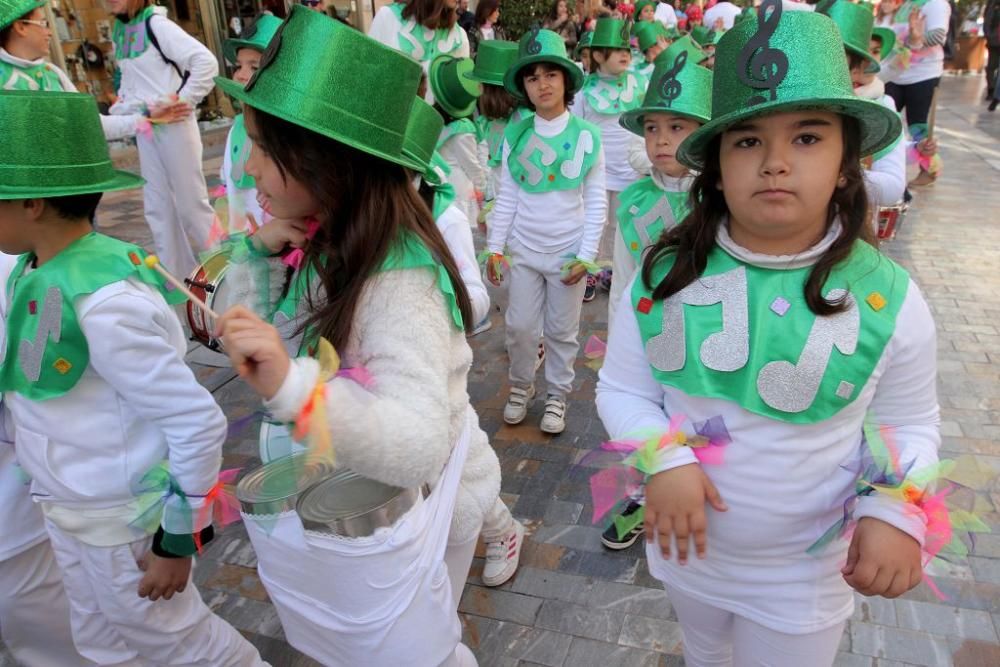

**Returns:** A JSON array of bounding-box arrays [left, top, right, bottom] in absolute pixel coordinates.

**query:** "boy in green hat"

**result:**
[[487, 27, 606, 435], [635, 0, 658, 22], [216, 13, 283, 238], [821, 0, 906, 208], [598, 3, 938, 665], [690, 24, 722, 68], [0, 90, 266, 665], [0, 0, 188, 137], [430, 54, 486, 231], [633, 20, 673, 78], [575, 17, 650, 301]]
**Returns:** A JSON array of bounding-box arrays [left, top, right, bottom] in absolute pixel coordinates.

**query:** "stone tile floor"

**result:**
[[1, 74, 999, 666]]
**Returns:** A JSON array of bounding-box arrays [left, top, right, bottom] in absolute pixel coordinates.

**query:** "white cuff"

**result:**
[[263, 357, 320, 423], [650, 447, 700, 476], [855, 494, 927, 547]]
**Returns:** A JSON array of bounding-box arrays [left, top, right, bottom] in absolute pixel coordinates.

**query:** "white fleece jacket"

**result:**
[[263, 268, 501, 544]]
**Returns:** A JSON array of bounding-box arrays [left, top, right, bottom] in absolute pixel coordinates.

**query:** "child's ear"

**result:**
[[24, 198, 46, 221], [836, 174, 848, 188]]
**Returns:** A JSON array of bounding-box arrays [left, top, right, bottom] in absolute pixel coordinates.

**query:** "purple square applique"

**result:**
[[770, 297, 791, 317]]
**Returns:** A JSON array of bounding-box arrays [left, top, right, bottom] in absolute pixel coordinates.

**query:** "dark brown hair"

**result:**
[[478, 83, 517, 120], [247, 107, 473, 349], [641, 114, 871, 316], [515, 63, 575, 111], [475, 0, 500, 27], [591, 47, 630, 73], [403, 0, 457, 30]]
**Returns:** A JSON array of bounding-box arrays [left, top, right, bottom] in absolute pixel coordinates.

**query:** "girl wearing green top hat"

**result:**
[[214, 8, 500, 664], [217, 13, 283, 238], [598, 3, 940, 663], [468, 40, 522, 205]]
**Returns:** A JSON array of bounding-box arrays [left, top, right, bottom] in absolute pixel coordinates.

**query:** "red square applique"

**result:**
[[128, 252, 141, 266], [28, 300, 37, 315], [637, 297, 652, 314]]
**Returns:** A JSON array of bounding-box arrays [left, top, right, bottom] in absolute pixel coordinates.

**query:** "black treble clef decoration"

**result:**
[[244, 17, 286, 92], [620, 20, 632, 45], [736, 0, 788, 106], [657, 50, 687, 107], [525, 26, 542, 55]]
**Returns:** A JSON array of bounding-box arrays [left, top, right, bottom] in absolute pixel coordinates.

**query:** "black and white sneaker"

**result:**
[[600, 501, 644, 550]]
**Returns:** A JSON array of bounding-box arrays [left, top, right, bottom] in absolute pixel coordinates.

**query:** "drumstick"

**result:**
[[926, 86, 939, 141], [143, 255, 219, 319]]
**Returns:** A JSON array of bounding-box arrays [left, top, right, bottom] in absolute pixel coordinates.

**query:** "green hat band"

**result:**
[[467, 40, 519, 86], [676, 0, 901, 170], [224, 14, 284, 63], [820, 0, 880, 73], [0, 0, 46, 31], [0, 90, 144, 198], [216, 7, 422, 171], [591, 17, 632, 50], [621, 50, 712, 135], [504, 27, 584, 101], [402, 97, 445, 180], [430, 55, 482, 119]]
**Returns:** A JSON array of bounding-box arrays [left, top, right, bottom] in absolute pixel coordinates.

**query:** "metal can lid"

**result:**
[[236, 452, 334, 515]]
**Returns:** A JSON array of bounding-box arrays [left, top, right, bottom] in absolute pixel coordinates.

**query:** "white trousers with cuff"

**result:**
[[664, 583, 845, 667], [137, 116, 214, 279], [504, 237, 586, 399]]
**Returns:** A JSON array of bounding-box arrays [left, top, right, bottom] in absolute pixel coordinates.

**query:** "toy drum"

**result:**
[[295, 469, 424, 538], [185, 249, 236, 351], [876, 203, 907, 241], [236, 452, 335, 516]]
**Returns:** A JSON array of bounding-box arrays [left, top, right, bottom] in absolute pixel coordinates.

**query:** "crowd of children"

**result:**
[[0, 0, 966, 665]]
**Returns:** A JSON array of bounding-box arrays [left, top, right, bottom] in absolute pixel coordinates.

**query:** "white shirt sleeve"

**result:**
[[80, 282, 226, 534], [151, 15, 220, 106], [577, 146, 608, 262], [627, 133, 652, 176], [486, 140, 518, 254], [854, 280, 940, 545], [439, 205, 491, 324], [368, 6, 402, 47], [454, 133, 486, 200], [921, 0, 951, 34], [865, 134, 907, 207]]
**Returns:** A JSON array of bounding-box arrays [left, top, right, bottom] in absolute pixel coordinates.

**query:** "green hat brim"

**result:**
[[0, 0, 46, 31], [871, 27, 896, 62], [620, 106, 709, 137], [464, 71, 504, 86], [845, 42, 881, 74], [430, 56, 479, 118], [216, 77, 424, 173], [677, 95, 902, 172], [503, 56, 584, 103], [0, 170, 144, 200]]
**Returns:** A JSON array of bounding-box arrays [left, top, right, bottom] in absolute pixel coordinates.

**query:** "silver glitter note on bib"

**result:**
[[516, 134, 557, 186], [646, 266, 750, 372], [19, 286, 62, 382], [630, 195, 675, 248], [757, 289, 859, 413]]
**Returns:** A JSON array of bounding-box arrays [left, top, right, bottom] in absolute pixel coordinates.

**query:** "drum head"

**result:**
[[297, 470, 408, 527], [237, 452, 335, 515]]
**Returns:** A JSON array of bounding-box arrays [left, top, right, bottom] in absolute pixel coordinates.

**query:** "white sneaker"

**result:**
[[469, 315, 492, 336], [540, 396, 566, 434], [482, 520, 525, 587], [503, 385, 534, 424]]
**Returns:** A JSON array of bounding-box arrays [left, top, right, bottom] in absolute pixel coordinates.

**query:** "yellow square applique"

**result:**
[[630, 241, 639, 251], [53, 358, 72, 375], [866, 292, 886, 311]]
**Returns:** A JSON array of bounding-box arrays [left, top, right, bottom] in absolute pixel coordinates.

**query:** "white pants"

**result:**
[[46, 521, 267, 666], [442, 533, 479, 667], [0, 539, 90, 666], [138, 116, 214, 279], [505, 238, 586, 398], [608, 221, 637, 337], [665, 584, 845, 667]]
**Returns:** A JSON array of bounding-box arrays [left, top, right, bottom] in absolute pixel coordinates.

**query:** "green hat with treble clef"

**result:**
[[818, 0, 881, 73], [503, 27, 584, 101], [590, 17, 632, 50], [620, 50, 712, 136], [676, 0, 901, 170], [223, 13, 283, 63], [660, 35, 709, 67]]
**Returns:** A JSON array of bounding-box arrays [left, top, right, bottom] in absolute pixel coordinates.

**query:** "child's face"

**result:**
[[719, 111, 844, 248], [523, 65, 566, 116], [596, 48, 631, 76], [233, 48, 262, 87], [580, 48, 591, 72], [244, 111, 322, 219], [849, 49, 876, 89], [645, 37, 667, 64], [644, 113, 700, 178], [0, 200, 38, 256], [639, 4, 655, 21], [15, 8, 51, 60]]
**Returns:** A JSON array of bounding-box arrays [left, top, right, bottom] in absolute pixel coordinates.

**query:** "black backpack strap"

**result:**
[[145, 14, 191, 94]]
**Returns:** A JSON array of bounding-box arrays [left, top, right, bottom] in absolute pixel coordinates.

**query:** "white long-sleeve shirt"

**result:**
[[111, 7, 218, 115], [437, 202, 490, 324], [1, 263, 227, 547], [0, 48, 141, 141], [439, 130, 485, 228], [597, 224, 939, 633], [862, 91, 907, 207], [573, 79, 641, 191], [487, 110, 608, 262], [703, 1, 745, 29], [220, 120, 266, 234]]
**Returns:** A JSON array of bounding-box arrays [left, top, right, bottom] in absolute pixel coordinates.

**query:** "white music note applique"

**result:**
[[559, 131, 595, 180], [516, 135, 558, 186], [620, 74, 640, 104], [398, 20, 426, 60]]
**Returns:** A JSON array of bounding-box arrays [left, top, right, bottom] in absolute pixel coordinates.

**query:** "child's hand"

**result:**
[[137, 552, 191, 601], [148, 100, 192, 124], [842, 517, 922, 598], [252, 217, 312, 254], [916, 137, 938, 157], [644, 464, 728, 565], [561, 262, 588, 286], [485, 253, 505, 286], [907, 12, 925, 46], [217, 305, 290, 400]]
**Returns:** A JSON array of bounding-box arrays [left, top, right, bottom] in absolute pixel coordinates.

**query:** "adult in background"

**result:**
[[703, 0, 744, 30], [468, 0, 503, 57], [655, 0, 679, 29], [985, 0, 1000, 103], [107, 0, 218, 279], [881, 0, 951, 186], [457, 0, 475, 33], [544, 0, 580, 53]]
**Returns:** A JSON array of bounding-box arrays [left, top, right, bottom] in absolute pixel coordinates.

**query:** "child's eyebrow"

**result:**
[[726, 118, 834, 133]]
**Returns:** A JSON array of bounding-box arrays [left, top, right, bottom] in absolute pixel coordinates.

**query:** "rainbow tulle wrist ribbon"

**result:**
[[559, 255, 605, 280], [907, 124, 942, 177]]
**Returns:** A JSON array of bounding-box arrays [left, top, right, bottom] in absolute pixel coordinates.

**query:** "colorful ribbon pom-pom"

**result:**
[[282, 217, 322, 270]]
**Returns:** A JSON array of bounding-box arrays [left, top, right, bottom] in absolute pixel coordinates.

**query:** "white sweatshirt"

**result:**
[[438, 130, 485, 228], [703, 2, 745, 29], [437, 202, 490, 324], [0, 48, 141, 141], [220, 120, 266, 234], [573, 78, 641, 192], [597, 224, 939, 633], [110, 7, 219, 115], [487, 110, 608, 262], [861, 89, 907, 207], [1, 262, 227, 547], [263, 268, 501, 545]]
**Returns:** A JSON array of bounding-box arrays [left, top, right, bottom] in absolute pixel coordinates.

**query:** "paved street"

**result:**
[[2, 74, 999, 666]]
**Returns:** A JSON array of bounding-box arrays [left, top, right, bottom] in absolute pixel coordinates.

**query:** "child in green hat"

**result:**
[[576, 17, 650, 301], [217, 13, 283, 237], [430, 54, 486, 231], [369, 0, 470, 85], [213, 8, 500, 662], [0, 90, 266, 666], [598, 3, 941, 663], [0, 0, 189, 137], [486, 27, 606, 435], [633, 20, 673, 78]]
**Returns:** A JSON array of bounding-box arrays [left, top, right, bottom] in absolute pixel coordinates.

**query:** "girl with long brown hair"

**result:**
[[597, 7, 940, 664]]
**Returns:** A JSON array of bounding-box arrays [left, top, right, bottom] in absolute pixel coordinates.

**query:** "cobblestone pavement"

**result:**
[[2, 75, 999, 666]]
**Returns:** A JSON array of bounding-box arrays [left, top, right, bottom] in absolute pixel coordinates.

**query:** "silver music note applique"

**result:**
[[516, 135, 558, 186], [628, 196, 675, 248], [19, 286, 62, 382], [559, 131, 595, 180], [646, 267, 750, 372], [757, 289, 859, 413]]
